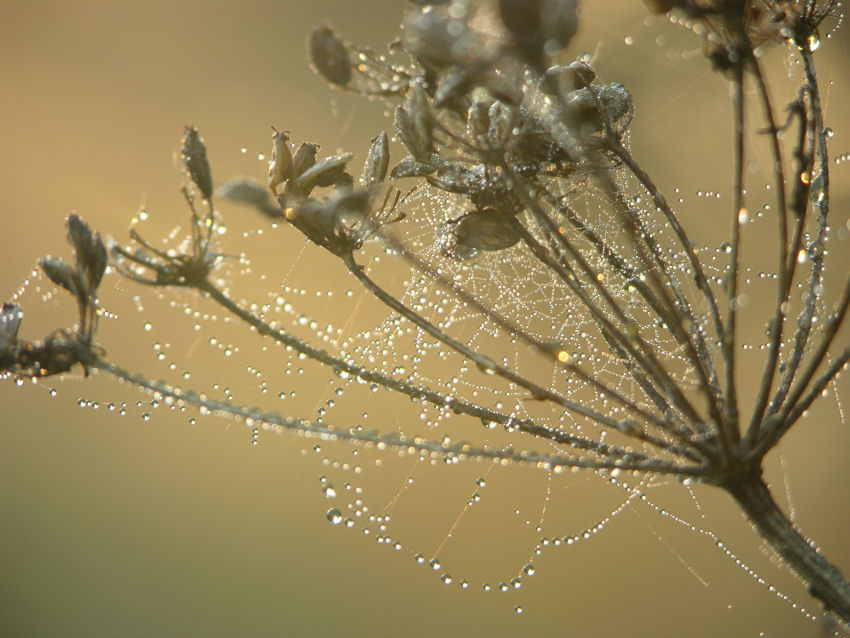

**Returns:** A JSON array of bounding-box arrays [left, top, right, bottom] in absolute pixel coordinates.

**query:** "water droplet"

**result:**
[[326, 508, 343, 525]]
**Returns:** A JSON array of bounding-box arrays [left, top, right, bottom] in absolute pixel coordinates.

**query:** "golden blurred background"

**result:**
[[1, 1, 849, 636]]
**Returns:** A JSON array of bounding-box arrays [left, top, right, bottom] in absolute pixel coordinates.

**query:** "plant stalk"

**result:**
[[725, 474, 850, 624]]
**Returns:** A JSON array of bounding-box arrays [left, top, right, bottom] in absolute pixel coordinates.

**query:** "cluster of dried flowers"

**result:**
[[2, 0, 848, 629]]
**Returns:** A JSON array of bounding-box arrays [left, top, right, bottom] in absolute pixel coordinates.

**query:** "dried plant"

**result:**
[[2, 0, 849, 633]]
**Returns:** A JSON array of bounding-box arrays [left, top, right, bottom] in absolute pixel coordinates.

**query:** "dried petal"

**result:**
[[66, 213, 94, 272], [66, 214, 106, 295], [39, 256, 82, 298], [292, 142, 320, 179], [268, 127, 294, 194], [181, 126, 213, 200], [394, 103, 431, 162], [408, 84, 433, 154], [363, 132, 390, 184], [308, 25, 352, 86], [86, 232, 108, 294], [292, 153, 354, 194]]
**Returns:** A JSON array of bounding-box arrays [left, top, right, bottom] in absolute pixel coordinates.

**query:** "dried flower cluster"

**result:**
[[2, 0, 848, 631]]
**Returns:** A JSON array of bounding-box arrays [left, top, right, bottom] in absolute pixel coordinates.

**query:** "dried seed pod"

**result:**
[[181, 126, 213, 200], [542, 61, 596, 95], [0, 302, 23, 355], [292, 142, 320, 179], [467, 99, 491, 139], [407, 83, 434, 157], [292, 153, 354, 194], [308, 25, 352, 86], [394, 105, 431, 161], [402, 8, 463, 70], [268, 127, 294, 194], [39, 256, 82, 298], [564, 82, 633, 136], [363, 131, 390, 184], [390, 156, 436, 179], [440, 208, 521, 259], [487, 100, 514, 148], [434, 64, 481, 109]]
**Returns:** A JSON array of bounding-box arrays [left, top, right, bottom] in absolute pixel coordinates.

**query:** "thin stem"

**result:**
[[608, 137, 727, 365], [745, 55, 792, 441], [767, 49, 830, 417], [726, 474, 850, 623], [377, 229, 669, 430], [78, 346, 707, 478], [753, 343, 850, 458], [342, 251, 706, 462], [724, 65, 744, 440], [196, 278, 640, 460], [500, 165, 712, 436]]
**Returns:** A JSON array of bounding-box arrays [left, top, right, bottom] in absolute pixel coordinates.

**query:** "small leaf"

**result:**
[[181, 126, 214, 200]]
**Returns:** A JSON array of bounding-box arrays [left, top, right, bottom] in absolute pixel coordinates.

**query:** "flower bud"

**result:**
[[181, 126, 213, 201]]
